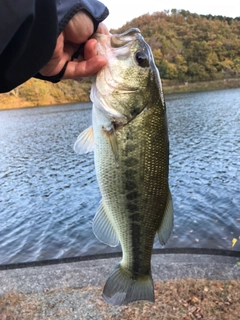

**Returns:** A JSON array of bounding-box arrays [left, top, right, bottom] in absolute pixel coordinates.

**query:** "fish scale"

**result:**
[[93, 101, 169, 287], [74, 28, 173, 306]]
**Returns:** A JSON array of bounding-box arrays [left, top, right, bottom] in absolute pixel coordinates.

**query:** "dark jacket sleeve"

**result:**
[[0, 0, 109, 93]]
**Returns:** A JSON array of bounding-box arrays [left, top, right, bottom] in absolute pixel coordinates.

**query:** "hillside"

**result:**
[[111, 9, 240, 83], [0, 78, 92, 110], [0, 10, 239, 109]]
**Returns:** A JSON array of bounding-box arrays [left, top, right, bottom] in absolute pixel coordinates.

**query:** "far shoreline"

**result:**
[[162, 78, 240, 95], [0, 78, 239, 111]]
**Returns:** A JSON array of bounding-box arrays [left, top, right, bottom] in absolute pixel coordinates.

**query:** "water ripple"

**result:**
[[0, 89, 240, 264]]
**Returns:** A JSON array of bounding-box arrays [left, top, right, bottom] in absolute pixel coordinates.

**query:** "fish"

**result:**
[[74, 28, 173, 306]]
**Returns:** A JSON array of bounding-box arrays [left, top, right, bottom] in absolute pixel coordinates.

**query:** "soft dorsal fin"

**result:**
[[92, 201, 119, 247], [73, 126, 94, 154], [157, 188, 174, 245]]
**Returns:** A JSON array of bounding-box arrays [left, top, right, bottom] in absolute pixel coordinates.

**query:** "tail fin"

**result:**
[[102, 264, 154, 306]]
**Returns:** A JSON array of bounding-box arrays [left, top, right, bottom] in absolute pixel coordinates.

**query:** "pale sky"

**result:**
[[102, 0, 240, 29]]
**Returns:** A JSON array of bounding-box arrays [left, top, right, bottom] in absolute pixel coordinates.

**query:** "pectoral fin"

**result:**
[[92, 201, 119, 247], [157, 188, 174, 245], [102, 124, 118, 162], [73, 126, 94, 154]]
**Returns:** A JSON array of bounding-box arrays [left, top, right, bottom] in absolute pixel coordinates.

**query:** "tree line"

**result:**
[[112, 9, 240, 83], [1, 10, 239, 108]]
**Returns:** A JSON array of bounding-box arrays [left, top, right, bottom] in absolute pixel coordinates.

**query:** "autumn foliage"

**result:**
[[112, 9, 240, 83], [0, 10, 239, 109]]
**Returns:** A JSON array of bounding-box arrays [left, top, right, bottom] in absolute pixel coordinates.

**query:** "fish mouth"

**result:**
[[93, 28, 141, 58], [110, 28, 141, 48], [94, 28, 148, 93], [91, 28, 164, 123], [92, 30, 141, 93]]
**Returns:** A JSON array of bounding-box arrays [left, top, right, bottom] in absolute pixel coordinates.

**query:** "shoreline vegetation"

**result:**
[[0, 77, 239, 111], [1, 9, 240, 110]]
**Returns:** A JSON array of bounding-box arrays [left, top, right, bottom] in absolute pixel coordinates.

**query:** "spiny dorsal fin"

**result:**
[[92, 201, 119, 247], [157, 188, 174, 245], [73, 126, 94, 154]]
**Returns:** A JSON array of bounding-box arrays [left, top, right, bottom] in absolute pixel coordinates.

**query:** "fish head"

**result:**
[[91, 28, 165, 124]]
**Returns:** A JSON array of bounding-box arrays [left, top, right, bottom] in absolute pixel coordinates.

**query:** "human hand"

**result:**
[[39, 11, 109, 80]]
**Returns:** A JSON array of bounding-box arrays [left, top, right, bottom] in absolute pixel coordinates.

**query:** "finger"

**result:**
[[64, 12, 94, 44], [62, 56, 107, 79], [96, 23, 110, 35], [40, 35, 78, 76], [83, 39, 98, 60]]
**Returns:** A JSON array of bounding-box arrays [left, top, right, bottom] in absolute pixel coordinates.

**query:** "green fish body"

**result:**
[[74, 28, 173, 306]]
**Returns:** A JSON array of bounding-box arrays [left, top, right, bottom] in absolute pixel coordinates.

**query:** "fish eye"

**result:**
[[135, 52, 149, 68]]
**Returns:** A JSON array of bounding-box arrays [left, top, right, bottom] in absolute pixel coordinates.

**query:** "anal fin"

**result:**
[[157, 188, 174, 245], [92, 201, 119, 247]]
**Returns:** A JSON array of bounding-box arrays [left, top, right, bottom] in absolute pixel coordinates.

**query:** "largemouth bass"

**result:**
[[74, 28, 173, 306]]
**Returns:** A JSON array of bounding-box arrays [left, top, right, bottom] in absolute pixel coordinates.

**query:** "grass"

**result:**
[[1, 279, 240, 319]]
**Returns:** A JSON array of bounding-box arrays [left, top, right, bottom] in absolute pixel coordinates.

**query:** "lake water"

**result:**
[[0, 88, 240, 264]]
